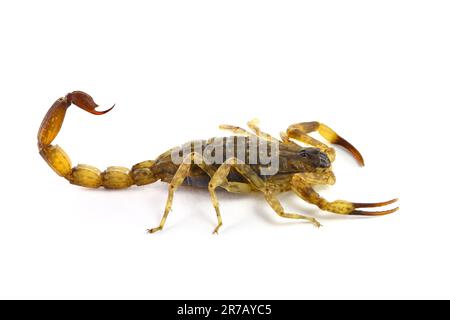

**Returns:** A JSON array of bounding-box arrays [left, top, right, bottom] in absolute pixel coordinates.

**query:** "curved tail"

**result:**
[[38, 91, 157, 189]]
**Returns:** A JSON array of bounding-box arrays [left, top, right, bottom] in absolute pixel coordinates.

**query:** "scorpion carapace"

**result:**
[[38, 91, 399, 234]]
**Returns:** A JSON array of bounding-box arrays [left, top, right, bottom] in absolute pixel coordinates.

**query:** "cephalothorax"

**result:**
[[38, 91, 398, 234]]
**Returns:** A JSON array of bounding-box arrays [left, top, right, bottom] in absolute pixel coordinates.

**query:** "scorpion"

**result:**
[[38, 91, 399, 234]]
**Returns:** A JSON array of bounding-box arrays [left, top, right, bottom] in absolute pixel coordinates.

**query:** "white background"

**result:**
[[0, 1, 448, 299]]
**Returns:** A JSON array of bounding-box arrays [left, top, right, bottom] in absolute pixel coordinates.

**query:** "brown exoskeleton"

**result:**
[[38, 91, 398, 234]]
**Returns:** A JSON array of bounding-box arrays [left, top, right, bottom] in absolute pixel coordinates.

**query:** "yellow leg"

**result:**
[[220, 118, 279, 142], [147, 153, 202, 233], [147, 153, 253, 234], [219, 124, 253, 136], [264, 191, 322, 227], [223, 182, 254, 193], [247, 118, 279, 142], [205, 157, 267, 234], [209, 180, 253, 233], [208, 158, 320, 231]]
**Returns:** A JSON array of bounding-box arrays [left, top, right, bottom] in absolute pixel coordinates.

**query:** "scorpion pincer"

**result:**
[[38, 91, 399, 234]]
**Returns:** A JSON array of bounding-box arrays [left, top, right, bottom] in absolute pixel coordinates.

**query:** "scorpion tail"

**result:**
[[38, 91, 158, 189]]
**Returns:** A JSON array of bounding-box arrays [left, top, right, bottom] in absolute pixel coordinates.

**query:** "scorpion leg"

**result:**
[[147, 152, 209, 234], [210, 180, 254, 233], [209, 158, 321, 232], [207, 158, 253, 234], [291, 174, 399, 216], [246, 118, 279, 142], [286, 122, 364, 166], [219, 124, 253, 137], [220, 119, 280, 142], [147, 153, 252, 234], [207, 158, 263, 234], [264, 190, 322, 228]]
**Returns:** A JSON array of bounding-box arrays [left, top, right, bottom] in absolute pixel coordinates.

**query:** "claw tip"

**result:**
[[93, 104, 115, 115]]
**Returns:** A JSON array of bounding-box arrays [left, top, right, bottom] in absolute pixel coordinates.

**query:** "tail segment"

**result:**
[[38, 91, 157, 189]]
